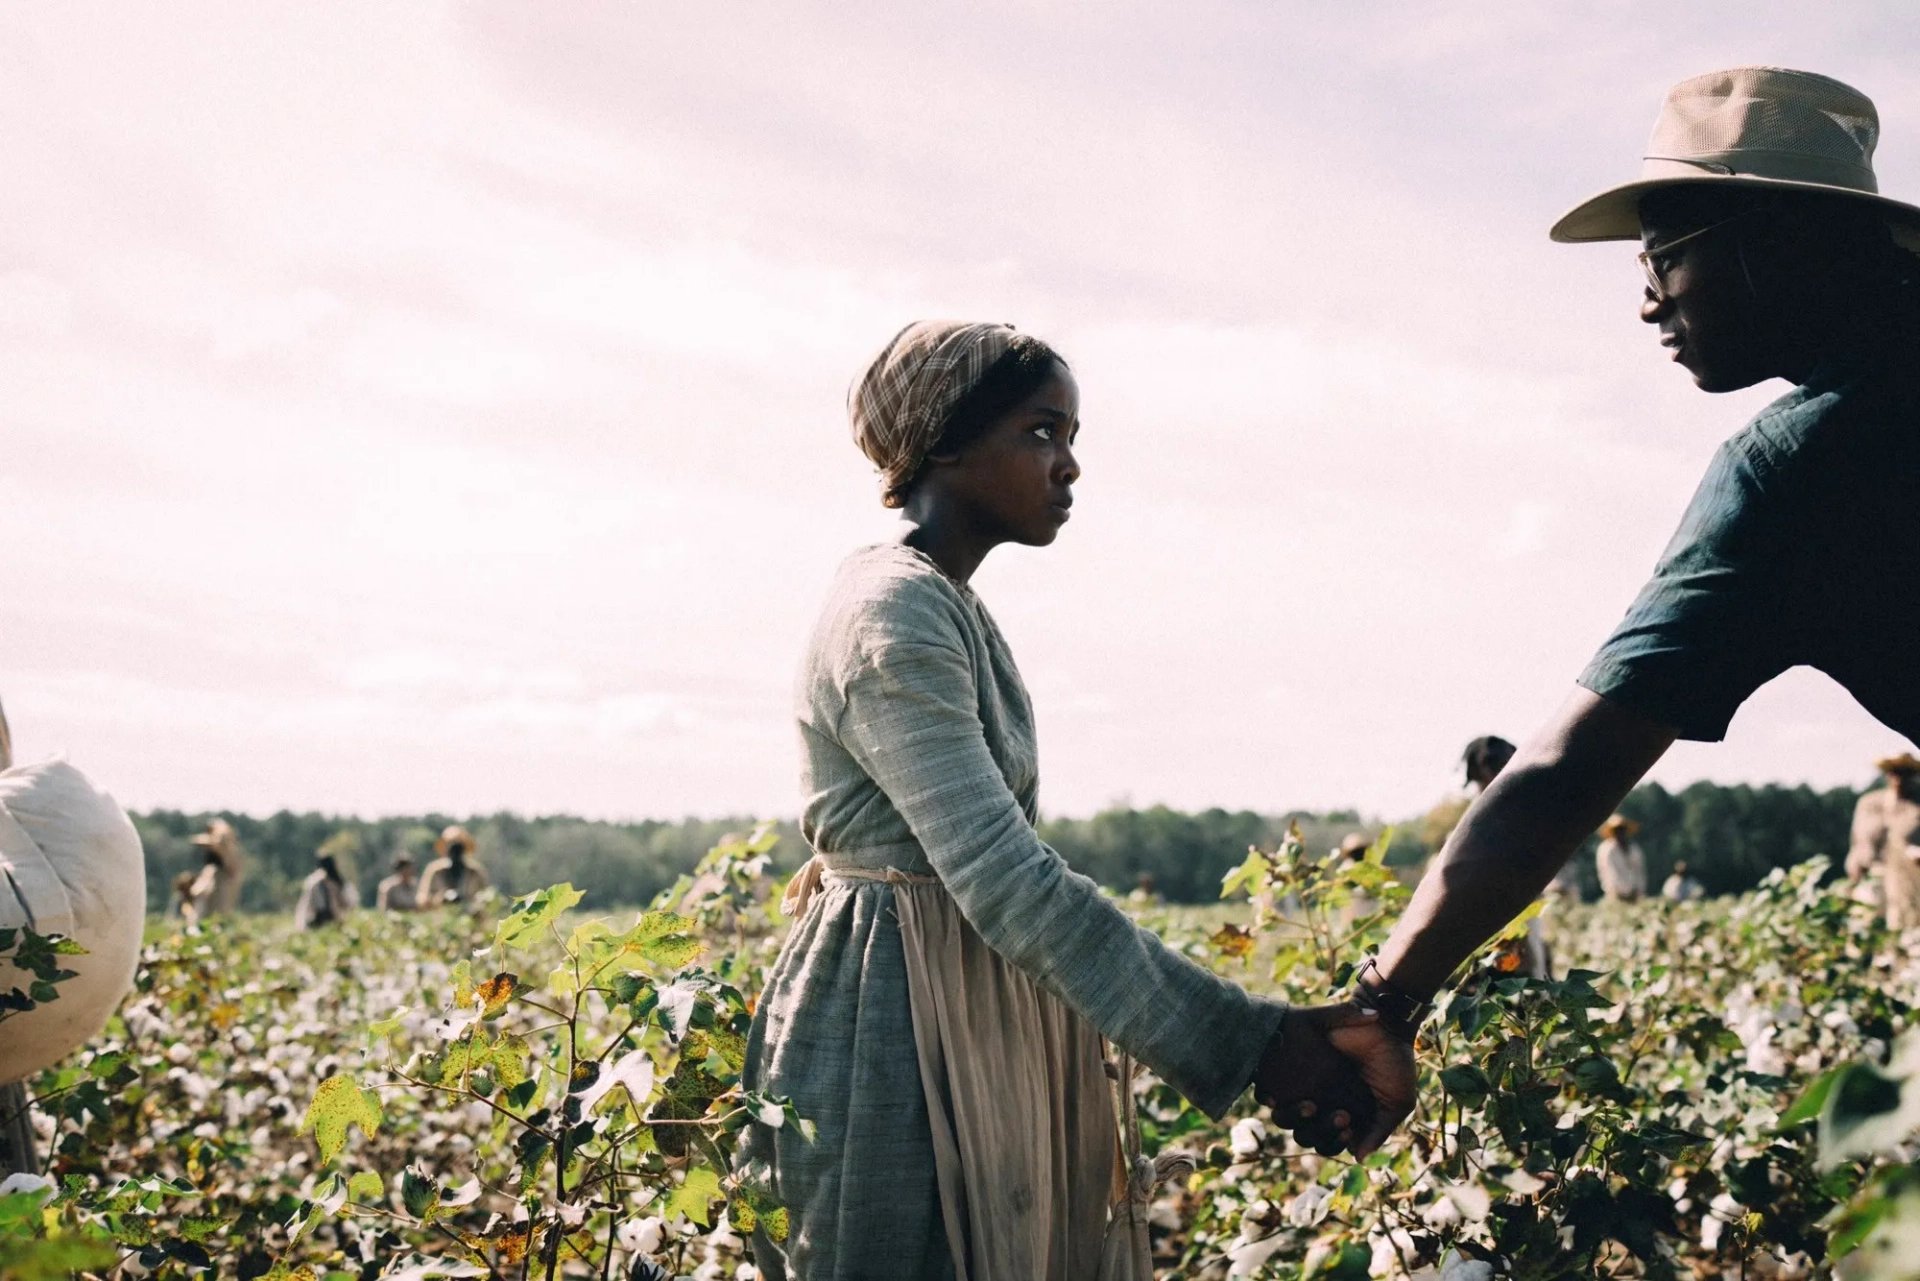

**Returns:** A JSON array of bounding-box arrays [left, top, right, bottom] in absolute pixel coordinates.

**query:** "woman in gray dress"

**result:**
[[737, 321, 1378, 1281]]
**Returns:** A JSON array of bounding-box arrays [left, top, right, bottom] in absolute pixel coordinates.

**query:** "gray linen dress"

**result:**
[[739, 544, 1285, 1280]]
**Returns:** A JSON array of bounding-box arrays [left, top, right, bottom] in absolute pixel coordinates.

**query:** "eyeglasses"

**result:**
[[1637, 212, 1754, 301]]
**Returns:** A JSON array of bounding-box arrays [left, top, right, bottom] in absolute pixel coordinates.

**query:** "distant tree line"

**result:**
[[131, 779, 1867, 914]]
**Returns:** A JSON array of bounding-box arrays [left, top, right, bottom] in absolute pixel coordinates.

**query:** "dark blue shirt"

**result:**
[[1580, 349, 1920, 742]]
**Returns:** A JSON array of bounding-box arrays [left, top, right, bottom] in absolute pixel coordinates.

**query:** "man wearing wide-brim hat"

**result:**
[[418, 824, 491, 907], [1595, 815, 1648, 903], [1846, 753, 1920, 930], [1313, 67, 1920, 1156]]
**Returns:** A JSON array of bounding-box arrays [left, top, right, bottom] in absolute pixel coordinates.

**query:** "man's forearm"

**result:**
[[1377, 689, 1676, 999]]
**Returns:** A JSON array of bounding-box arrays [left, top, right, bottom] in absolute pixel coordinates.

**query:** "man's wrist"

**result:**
[[1351, 957, 1432, 1044]]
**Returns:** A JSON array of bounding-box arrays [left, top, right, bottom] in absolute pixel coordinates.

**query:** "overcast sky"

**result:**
[[4, 3, 1918, 822]]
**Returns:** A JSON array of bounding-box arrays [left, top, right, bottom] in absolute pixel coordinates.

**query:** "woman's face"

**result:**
[[928, 364, 1081, 546]]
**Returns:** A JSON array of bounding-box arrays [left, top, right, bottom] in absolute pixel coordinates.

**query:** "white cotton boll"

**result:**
[[1701, 1215, 1725, 1251], [1443, 1181, 1492, 1223], [1421, 1196, 1463, 1229], [166, 1042, 193, 1065], [0, 1173, 55, 1205], [1226, 1225, 1288, 1277], [737, 1266, 759, 1280], [1370, 1228, 1416, 1274], [756, 1100, 785, 1129], [618, 1217, 664, 1255], [1229, 1117, 1266, 1157], [1285, 1185, 1332, 1228]]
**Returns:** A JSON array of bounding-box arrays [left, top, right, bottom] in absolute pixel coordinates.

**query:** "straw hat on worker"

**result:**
[[418, 824, 491, 906], [1549, 65, 1920, 251]]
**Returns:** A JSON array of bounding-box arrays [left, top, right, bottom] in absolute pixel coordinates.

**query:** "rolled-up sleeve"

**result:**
[[835, 634, 1284, 1119], [1579, 436, 1796, 741]]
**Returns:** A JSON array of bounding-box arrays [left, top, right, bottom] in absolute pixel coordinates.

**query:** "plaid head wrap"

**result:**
[[850, 320, 1018, 508]]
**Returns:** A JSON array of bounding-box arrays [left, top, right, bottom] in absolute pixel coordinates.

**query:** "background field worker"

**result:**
[[171, 872, 200, 924], [1596, 815, 1649, 902], [1846, 752, 1920, 930], [418, 824, 490, 905], [376, 853, 419, 912], [293, 850, 357, 930], [0, 697, 146, 1176], [187, 817, 245, 916], [1662, 859, 1705, 903]]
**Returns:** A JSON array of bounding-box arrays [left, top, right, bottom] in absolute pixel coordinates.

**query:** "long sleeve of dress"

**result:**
[[834, 633, 1283, 1119]]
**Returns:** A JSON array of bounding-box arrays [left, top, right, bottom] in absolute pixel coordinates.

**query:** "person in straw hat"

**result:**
[[735, 321, 1383, 1280], [1296, 67, 1920, 1156], [187, 818, 245, 917], [417, 825, 489, 906], [1846, 752, 1920, 930], [1595, 815, 1649, 903]]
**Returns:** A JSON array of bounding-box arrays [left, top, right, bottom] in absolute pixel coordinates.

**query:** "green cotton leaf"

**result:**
[[495, 884, 585, 951], [400, 1168, 439, 1220], [1439, 1065, 1491, 1104], [1569, 1055, 1624, 1099], [505, 1079, 540, 1111], [1219, 848, 1269, 900], [1820, 1059, 1920, 1169], [1780, 1066, 1842, 1131], [665, 1165, 722, 1227], [609, 972, 655, 1008], [300, 1075, 384, 1164], [368, 1007, 409, 1042], [347, 1171, 384, 1202]]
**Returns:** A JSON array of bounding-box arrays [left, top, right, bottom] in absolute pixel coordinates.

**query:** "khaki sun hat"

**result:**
[[1550, 66, 1920, 251], [436, 824, 476, 857], [1877, 752, 1920, 775], [1600, 814, 1641, 838]]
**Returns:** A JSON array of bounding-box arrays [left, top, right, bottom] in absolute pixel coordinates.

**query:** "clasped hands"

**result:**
[[1250, 1003, 1418, 1158]]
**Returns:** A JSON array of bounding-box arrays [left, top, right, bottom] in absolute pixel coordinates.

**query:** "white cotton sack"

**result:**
[[0, 758, 146, 1083]]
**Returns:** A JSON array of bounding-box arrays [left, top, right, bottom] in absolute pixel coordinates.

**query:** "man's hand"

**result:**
[[1252, 1003, 1382, 1156], [1323, 1016, 1418, 1157]]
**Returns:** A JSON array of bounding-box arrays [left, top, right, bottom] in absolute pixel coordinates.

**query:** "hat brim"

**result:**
[[1551, 174, 1920, 247]]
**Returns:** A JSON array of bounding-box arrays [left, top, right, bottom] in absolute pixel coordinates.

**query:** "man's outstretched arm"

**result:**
[[1335, 687, 1677, 1153]]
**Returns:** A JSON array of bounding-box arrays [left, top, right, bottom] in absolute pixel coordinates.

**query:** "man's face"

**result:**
[[1638, 208, 1780, 393]]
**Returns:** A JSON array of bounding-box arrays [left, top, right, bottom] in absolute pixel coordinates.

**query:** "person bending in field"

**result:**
[[418, 825, 489, 906], [1846, 752, 1920, 930], [187, 818, 245, 917], [376, 852, 420, 912], [735, 321, 1382, 1281], [1308, 67, 1920, 1155]]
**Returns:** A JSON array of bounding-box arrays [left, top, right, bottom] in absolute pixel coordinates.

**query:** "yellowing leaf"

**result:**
[[475, 972, 518, 1018], [347, 1171, 383, 1201], [1210, 923, 1256, 960], [665, 1165, 722, 1227], [300, 1075, 383, 1164]]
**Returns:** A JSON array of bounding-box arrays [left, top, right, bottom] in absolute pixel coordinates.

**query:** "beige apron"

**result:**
[[786, 858, 1193, 1280]]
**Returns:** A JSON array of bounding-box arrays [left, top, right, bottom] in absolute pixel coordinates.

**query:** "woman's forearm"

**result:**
[[1377, 688, 1676, 998]]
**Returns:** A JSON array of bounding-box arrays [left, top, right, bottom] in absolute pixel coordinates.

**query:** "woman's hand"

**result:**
[[1251, 1004, 1382, 1155]]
